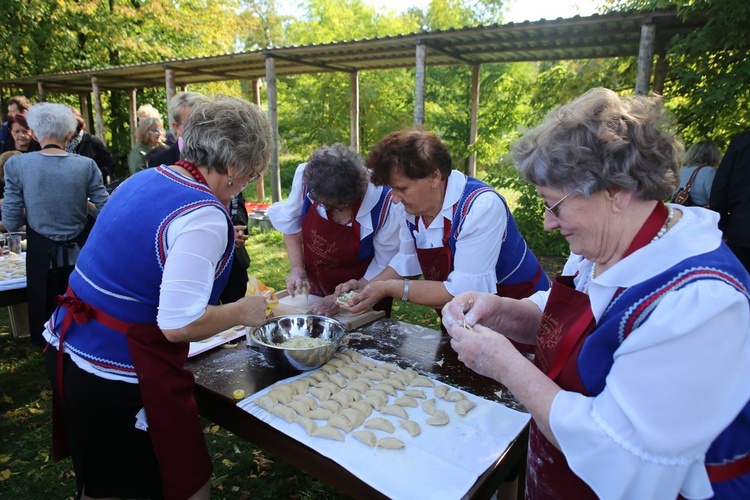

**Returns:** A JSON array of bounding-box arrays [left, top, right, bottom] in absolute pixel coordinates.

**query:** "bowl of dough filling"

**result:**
[[249, 314, 348, 371]]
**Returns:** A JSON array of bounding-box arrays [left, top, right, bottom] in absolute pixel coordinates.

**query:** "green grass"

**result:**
[[0, 228, 564, 498]]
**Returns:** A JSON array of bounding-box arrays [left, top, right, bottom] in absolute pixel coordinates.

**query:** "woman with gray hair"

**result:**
[[442, 88, 750, 499], [42, 96, 272, 500], [268, 143, 400, 315], [2, 102, 109, 348]]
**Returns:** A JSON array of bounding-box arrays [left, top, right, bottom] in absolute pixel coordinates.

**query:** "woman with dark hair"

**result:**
[[1, 113, 41, 153], [338, 129, 548, 325], [66, 106, 115, 184], [443, 88, 750, 498], [43, 96, 273, 499], [268, 143, 400, 315]]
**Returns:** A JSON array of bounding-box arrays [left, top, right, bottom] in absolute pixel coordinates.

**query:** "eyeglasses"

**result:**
[[149, 129, 161, 134], [543, 192, 575, 218]]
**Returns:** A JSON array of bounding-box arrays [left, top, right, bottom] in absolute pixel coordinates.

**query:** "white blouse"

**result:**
[[527, 207, 750, 499], [267, 163, 401, 280], [388, 170, 509, 296]]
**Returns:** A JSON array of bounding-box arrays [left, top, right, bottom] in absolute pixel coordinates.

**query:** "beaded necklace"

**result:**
[[175, 160, 208, 186]]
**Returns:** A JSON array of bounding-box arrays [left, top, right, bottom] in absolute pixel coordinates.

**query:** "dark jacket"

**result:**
[[710, 131, 750, 247], [1, 138, 41, 154], [147, 142, 180, 168], [75, 132, 115, 182]]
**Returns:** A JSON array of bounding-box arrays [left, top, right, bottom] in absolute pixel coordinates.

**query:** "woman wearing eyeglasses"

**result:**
[[43, 96, 273, 500], [267, 143, 400, 316], [443, 88, 750, 499], [338, 129, 548, 329], [128, 116, 165, 176]]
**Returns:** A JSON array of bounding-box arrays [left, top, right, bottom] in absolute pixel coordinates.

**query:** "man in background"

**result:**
[[710, 130, 750, 272]]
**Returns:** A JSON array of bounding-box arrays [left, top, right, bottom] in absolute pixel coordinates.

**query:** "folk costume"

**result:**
[[268, 163, 400, 308], [44, 166, 234, 499], [525, 205, 750, 499], [390, 171, 549, 316]]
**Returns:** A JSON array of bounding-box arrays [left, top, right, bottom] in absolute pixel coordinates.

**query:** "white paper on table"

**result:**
[[188, 327, 247, 357], [237, 359, 530, 499]]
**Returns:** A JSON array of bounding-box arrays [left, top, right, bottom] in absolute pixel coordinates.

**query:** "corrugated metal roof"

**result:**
[[0, 8, 703, 93]]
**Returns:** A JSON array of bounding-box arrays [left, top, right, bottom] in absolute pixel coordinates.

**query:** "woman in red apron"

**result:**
[[443, 88, 750, 499], [267, 143, 400, 316], [42, 96, 273, 500], [336, 129, 548, 323]]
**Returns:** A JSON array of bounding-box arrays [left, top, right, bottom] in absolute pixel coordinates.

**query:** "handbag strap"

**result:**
[[682, 165, 709, 193]]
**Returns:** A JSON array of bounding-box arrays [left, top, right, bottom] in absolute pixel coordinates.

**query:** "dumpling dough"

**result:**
[[434, 385, 449, 398], [394, 396, 418, 408], [410, 376, 435, 388], [399, 419, 421, 437], [364, 417, 395, 433], [336, 290, 356, 305], [426, 409, 450, 426], [455, 399, 477, 416], [422, 398, 437, 415], [312, 425, 345, 441], [352, 430, 377, 447], [403, 389, 426, 399], [377, 437, 405, 449], [328, 413, 354, 433], [380, 404, 408, 419], [295, 415, 318, 436], [271, 404, 297, 424], [443, 390, 467, 402]]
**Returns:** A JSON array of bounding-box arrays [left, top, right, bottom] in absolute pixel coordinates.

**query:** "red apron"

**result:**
[[52, 289, 211, 500], [301, 199, 369, 296], [526, 203, 668, 499]]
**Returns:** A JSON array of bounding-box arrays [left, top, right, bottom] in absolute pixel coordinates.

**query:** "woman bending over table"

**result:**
[[43, 96, 273, 500], [338, 129, 549, 324], [268, 143, 400, 316], [443, 88, 750, 499]]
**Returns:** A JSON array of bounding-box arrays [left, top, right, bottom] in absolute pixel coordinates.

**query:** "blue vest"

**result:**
[[407, 176, 546, 289], [577, 245, 750, 498], [52, 167, 234, 380], [301, 184, 393, 261]]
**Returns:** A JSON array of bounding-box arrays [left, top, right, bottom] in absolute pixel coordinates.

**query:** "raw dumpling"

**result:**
[[371, 383, 397, 397], [393, 396, 418, 408], [348, 379, 371, 394], [455, 399, 477, 416], [307, 408, 334, 420], [421, 398, 437, 415], [293, 394, 318, 410], [254, 395, 276, 412], [348, 400, 373, 419], [342, 408, 365, 429], [434, 385, 449, 398], [312, 425, 345, 441], [268, 391, 292, 405], [328, 373, 348, 388], [378, 362, 400, 372], [403, 389, 426, 399], [319, 399, 343, 413], [362, 370, 386, 381], [287, 399, 311, 416], [364, 417, 395, 433], [381, 378, 405, 390], [320, 364, 338, 375], [443, 390, 467, 402], [290, 379, 310, 395], [338, 366, 357, 380], [426, 409, 450, 426], [309, 370, 328, 382], [377, 437, 405, 449], [317, 381, 341, 394], [328, 358, 346, 368], [328, 413, 354, 433], [295, 415, 318, 436], [308, 387, 332, 402], [364, 395, 386, 411], [270, 404, 297, 424], [399, 419, 421, 437], [410, 376, 435, 388], [352, 430, 377, 447], [331, 391, 355, 406], [380, 404, 408, 419]]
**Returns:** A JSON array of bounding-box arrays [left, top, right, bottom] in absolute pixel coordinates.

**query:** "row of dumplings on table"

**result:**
[[254, 350, 477, 449]]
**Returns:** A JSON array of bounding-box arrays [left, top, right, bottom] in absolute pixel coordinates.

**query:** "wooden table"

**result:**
[[186, 318, 529, 499]]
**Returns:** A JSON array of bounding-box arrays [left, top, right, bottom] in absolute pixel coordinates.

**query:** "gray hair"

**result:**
[[303, 144, 368, 206], [169, 91, 208, 127], [683, 141, 721, 168], [26, 103, 77, 143], [181, 95, 272, 178], [513, 87, 682, 201]]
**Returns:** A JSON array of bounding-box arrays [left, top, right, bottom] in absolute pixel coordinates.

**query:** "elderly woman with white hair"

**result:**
[[443, 88, 750, 499], [43, 96, 272, 500], [2, 102, 109, 348]]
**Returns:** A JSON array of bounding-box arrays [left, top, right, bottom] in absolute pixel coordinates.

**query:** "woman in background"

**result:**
[[67, 106, 116, 185], [673, 140, 721, 207], [2, 103, 109, 348], [1, 113, 41, 153], [128, 116, 164, 175]]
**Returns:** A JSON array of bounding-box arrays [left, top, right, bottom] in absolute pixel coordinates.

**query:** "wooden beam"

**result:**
[[414, 43, 426, 125], [36, 81, 46, 102], [635, 22, 656, 95], [350, 71, 359, 152], [128, 88, 137, 148], [79, 93, 91, 134], [165, 68, 176, 132], [252, 77, 265, 201], [265, 56, 281, 203], [468, 65, 480, 177], [90, 76, 105, 139]]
